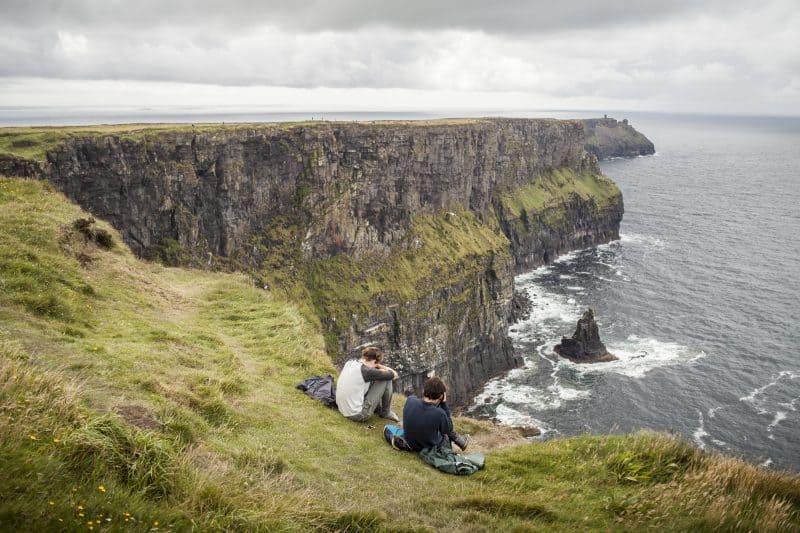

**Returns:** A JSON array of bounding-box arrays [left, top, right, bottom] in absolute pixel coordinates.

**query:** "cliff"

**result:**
[[0, 118, 623, 405], [583, 117, 655, 159]]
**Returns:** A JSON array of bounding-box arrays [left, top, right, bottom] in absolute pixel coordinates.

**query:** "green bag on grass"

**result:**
[[419, 441, 485, 475]]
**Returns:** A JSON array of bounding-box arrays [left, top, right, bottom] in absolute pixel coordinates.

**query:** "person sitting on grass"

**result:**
[[336, 346, 400, 423], [402, 377, 470, 452]]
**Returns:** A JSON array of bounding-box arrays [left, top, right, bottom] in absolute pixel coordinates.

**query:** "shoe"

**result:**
[[381, 411, 400, 423], [453, 434, 471, 451]]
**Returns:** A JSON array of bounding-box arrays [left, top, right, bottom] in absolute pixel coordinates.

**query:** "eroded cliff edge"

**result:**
[[583, 117, 655, 160], [1, 118, 623, 405]]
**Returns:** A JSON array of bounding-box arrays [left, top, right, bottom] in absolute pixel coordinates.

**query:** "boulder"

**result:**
[[554, 309, 618, 363]]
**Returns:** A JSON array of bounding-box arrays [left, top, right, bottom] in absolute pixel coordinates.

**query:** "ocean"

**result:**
[[469, 113, 800, 472], [4, 107, 798, 470]]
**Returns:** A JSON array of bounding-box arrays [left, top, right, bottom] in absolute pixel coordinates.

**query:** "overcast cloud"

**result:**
[[1, 0, 798, 114]]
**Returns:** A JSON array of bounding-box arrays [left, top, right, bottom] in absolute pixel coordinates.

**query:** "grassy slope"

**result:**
[[500, 168, 620, 216], [1, 178, 799, 532]]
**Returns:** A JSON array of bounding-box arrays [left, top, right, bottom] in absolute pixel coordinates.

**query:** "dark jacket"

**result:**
[[402, 395, 453, 451]]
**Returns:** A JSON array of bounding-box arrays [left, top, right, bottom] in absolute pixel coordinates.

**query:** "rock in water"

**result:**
[[554, 309, 618, 363]]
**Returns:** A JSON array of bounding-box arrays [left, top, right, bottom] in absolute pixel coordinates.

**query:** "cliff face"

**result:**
[[583, 117, 655, 160], [6, 118, 622, 405], [494, 168, 623, 271]]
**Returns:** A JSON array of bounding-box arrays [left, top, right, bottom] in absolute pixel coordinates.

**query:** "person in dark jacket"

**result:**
[[402, 377, 470, 451]]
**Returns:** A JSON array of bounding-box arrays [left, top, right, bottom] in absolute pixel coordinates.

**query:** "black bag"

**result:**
[[296, 374, 337, 407]]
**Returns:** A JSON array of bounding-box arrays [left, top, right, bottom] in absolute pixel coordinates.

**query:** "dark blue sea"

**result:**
[[469, 113, 800, 472], [3, 107, 799, 470]]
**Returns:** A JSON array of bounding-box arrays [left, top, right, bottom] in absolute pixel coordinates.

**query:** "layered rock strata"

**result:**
[[2, 118, 624, 405]]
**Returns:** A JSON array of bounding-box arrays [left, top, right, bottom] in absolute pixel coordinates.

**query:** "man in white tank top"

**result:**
[[336, 346, 400, 422]]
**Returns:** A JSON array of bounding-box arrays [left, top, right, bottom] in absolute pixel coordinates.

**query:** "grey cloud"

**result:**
[[0, 0, 798, 115], [1, 0, 738, 34]]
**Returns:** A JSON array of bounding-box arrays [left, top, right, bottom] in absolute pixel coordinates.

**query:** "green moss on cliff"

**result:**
[[501, 168, 620, 217], [306, 209, 512, 357]]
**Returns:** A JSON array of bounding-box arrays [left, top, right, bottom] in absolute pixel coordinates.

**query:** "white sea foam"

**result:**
[[595, 240, 620, 253], [494, 403, 554, 435], [565, 286, 584, 291], [778, 398, 799, 412], [619, 233, 666, 248], [689, 351, 708, 363], [708, 406, 723, 419], [553, 250, 583, 264], [761, 458, 774, 468], [768, 411, 788, 430], [476, 376, 590, 413], [693, 409, 708, 449], [739, 371, 799, 415], [571, 335, 702, 379]]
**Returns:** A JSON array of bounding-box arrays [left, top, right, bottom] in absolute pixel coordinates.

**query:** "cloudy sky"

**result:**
[[1, 0, 799, 115]]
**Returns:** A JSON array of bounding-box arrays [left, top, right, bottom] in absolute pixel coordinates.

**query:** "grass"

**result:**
[[1, 176, 799, 531], [500, 168, 621, 217], [0, 119, 492, 162]]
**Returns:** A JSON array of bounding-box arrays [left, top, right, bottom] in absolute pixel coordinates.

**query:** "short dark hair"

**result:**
[[361, 346, 383, 362], [423, 377, 446, 400]]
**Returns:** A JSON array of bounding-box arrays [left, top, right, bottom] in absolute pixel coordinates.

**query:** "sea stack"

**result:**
[[554, 309, 618, 363]]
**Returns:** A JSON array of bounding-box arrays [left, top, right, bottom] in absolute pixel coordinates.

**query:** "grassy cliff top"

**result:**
[[1, 177, 798, 531], [500, 168, 622, 216], [0, 117, 576, 162]]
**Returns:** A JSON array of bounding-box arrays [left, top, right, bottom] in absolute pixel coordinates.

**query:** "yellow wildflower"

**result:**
[[49, 501, 54, 506], [29, 435, 37, 440], [77, 505, 84, 510], [154, 521, 159, 526], [98, 485, 106, 493], [53, 437, 60, 443], [79, 513, 84, 517]]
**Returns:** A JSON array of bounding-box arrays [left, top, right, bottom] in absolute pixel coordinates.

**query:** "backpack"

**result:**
[[383, 424, 414, 452], [296, 374, 337, 408]]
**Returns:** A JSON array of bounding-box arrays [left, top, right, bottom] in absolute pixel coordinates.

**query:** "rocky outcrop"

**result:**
[[0, 155, 41, 178], [554, 309, 618, 363], [583, 117, 655, 160], [2, 118, 624, 406]]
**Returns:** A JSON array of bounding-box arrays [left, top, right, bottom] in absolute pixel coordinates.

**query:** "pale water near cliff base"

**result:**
[[470, 113, 800, 471]]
